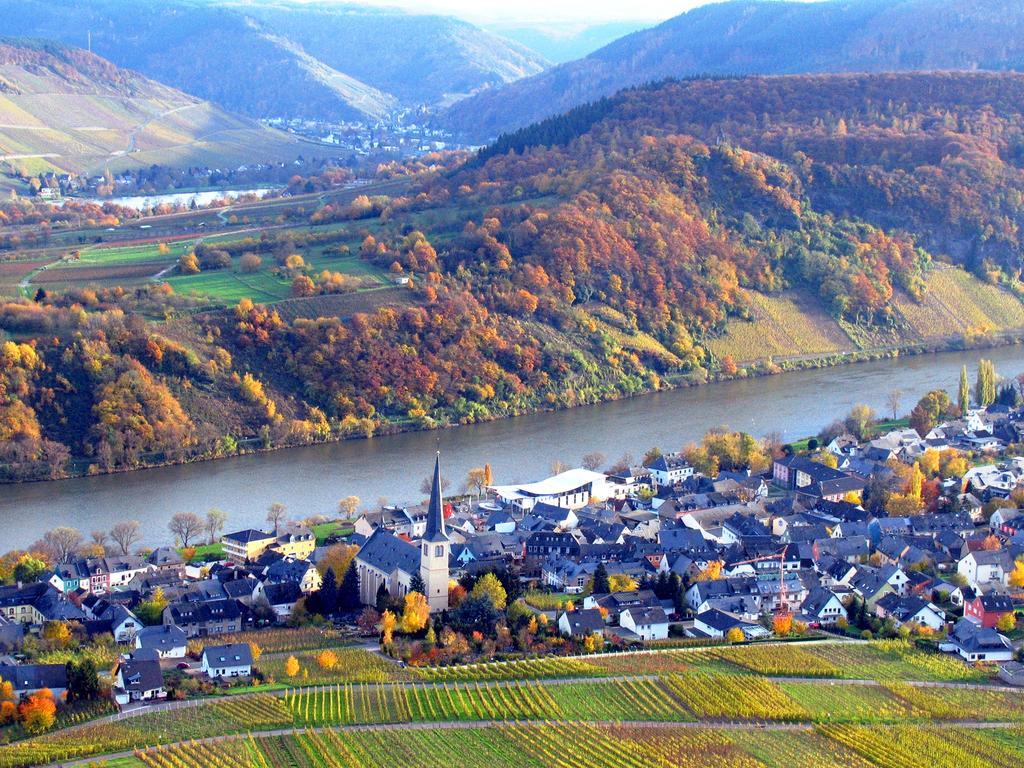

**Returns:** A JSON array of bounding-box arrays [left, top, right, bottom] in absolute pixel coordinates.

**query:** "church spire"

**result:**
[[424, 451, 448, 543]]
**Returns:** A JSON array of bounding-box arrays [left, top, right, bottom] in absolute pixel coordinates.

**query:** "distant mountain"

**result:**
[[483, 20, 652, 64], [0, 38, 310, 176], [245, 4, 549, 107], [443, 0, 1024, 141], [0, 0, 548, 121]]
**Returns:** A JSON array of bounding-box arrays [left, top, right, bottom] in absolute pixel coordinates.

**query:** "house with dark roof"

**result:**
[[645, 453, 694, 487], [200, 642, 253, 678], [619, 606, 669, 641], [163, 598, 246, 638], [964, 592, 1015, 628], [799, 586, 847, 627], [135, 625, 187, 659], [0, 663, 67, 697], [557, 608, 606, 639], [114, 654, 166, 704], [940, 618, 1013, 662], [772, 456, 866, 502]]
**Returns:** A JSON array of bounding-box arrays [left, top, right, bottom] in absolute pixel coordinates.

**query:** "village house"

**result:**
[[135, 625, 188, 659], [113, 652, 166, 705], [200, 643, 253, 679], [964, 592, 1015, 628], [940, 619, 1014, 663]]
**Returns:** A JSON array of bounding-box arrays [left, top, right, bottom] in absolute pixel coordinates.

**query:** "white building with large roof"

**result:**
[[489, 468, 613, 513]]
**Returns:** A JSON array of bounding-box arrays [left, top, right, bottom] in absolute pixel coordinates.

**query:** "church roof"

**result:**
[[357, 528, 419, 576], [423, 453, 449, 544]]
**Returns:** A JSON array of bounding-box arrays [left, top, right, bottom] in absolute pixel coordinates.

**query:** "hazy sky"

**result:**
[[343, 0, 709, 24]]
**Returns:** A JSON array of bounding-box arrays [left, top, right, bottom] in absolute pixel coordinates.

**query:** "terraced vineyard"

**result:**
[[129, 724, 1024, 768], [3, 642, 1021, 768]]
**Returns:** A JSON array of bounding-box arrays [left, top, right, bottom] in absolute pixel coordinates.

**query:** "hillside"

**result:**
[[5, 71, 1024, 481], [0, 0, 548, 121], [443, 0, 1024, 140], [0, 39, 312, 177]]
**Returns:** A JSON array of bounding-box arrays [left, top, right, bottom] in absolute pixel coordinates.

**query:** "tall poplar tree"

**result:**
[[958, 365, 970, 414]]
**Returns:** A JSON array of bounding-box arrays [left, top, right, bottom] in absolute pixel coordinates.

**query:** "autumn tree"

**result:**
[[41, 527, 81, 563], [400, 591, 430, 634], [239, 252, 262, 273], [205, 509, 228, 544], [110, 520, 141, 556], [316, 650, 338, 670], [996, 612, 1016, 633], [19, 688, 56, 734], [608, 574, 638, 592], [465, 467, 488, 498], [380, 610, 397, 645], [887, 389, 903, 421], [726, 627, 745, 643], [1009, 559, 1024, 588], [772, 613, 793, 636], [909, 390, 954, 437], [284, 655, 300, 677], [470, 572, 507, 610], [844, 404, 876, 440], [337, 496, 360, 520], [177, 252, 200, 275], [168, 512, 202, 547], [582, 451, 606, 471], [267, 502, 287, 535]]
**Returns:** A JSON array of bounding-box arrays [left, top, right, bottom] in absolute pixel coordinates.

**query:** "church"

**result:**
[[354, 454, 450, 612]]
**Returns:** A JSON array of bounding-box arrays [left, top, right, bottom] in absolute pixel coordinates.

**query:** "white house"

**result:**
[[940, 619, 1014, 663], [135, 625, 187, 659], [113, 654, 166, 705], [957, 550, 1011, 588], [619, 606, 669, 641], [799, 587, 847, 627], [645, 454, 694, 487], [200, 643, 253, 679]]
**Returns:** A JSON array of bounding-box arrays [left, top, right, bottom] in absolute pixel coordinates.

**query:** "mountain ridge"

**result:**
[[442, 0, 1024, 141]]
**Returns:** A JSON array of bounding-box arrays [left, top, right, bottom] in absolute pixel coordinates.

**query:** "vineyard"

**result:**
[[0, 641, 1020, 768], [262, 648, 406, 686], [128, 724, 1024, 768]]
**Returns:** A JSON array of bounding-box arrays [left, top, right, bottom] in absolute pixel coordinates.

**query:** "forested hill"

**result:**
[[442, 0, 1024, 140], [7, 72, 1024, 482], [0, 0, 548, 121]]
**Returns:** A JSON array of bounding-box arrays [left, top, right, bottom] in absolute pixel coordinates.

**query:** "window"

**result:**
[[434, 545, 444, 557]]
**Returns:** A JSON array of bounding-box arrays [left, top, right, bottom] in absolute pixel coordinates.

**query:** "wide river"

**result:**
[[5, 345, 1024, 548]]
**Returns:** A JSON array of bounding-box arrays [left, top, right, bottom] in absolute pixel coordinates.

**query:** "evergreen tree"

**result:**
[[410, 573, 426, 595], [375, 582, 390, 614], [958, 365, 970, 414], [592, 562, 610, 594], [315, 568, 338, 616], [65, 660, 100, 703], [339, 562, 361, 613]]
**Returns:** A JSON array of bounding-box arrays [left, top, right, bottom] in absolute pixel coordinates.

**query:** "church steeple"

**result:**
[[420, 451, 450, 612], [423, 451, 448, 544]]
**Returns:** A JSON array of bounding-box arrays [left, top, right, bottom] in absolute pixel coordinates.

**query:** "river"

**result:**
[[4, 345, 1024, 548]]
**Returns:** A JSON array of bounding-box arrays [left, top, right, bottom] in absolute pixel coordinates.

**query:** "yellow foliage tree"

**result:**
[[19, 688, 56, 734], [470, 573, 507, 609], [381, 610, 397, 645], [284, 655, 300, 677], [694, 561, 724, 582], [400, 592, 430, 634], [726, 627, 744, 643], [772, 613, 793, 636], [996, 612, 1017, 633], [316, 650, 338, 670], [608, 574, 638, 592], [1009, 560, 1024, 588]]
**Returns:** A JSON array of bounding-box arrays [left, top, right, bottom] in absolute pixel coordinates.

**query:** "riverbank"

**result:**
[[7, 326, 1022, 488], [3, 341, 1024, 548]]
